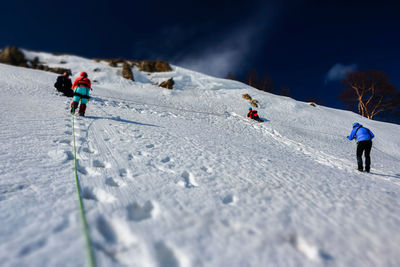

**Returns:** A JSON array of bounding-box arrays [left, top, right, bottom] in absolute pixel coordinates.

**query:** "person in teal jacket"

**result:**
[[347, 122, 374, 172], [70, 72, 92, 116]]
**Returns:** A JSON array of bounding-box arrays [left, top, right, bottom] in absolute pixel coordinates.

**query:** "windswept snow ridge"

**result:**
[[0, 51, 399, 267]]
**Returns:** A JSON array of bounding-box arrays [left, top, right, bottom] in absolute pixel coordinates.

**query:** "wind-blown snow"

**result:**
[[0, 51, 399, 267]]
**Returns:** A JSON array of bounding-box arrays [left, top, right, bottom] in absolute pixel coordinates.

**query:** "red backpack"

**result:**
[[72, 76, 91, 89]]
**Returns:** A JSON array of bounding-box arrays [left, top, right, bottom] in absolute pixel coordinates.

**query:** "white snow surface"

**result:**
[[1, 51, 400, 267]]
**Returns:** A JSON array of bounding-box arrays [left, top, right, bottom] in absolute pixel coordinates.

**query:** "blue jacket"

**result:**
[[348, 123, 374, 142]]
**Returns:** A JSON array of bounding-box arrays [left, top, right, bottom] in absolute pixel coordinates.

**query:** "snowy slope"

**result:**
[[1, 51, 399, 267]]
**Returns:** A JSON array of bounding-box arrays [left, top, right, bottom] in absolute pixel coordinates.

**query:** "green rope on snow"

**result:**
[[72, 114, 96, 267]]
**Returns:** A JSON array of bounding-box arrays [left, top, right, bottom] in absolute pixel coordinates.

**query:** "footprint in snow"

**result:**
[[18, 238, 47, 257], [200, 166, 212, 173], [77, 161, 100, 176], [146, 144, 154, 149], [96, 215, 117, 244], [222, 194, 237, 205], [52, 217, 69, 233], [57, 139, 72, 146], [92, 159, 111, 169], [154, 242, 182, 267], [82, 187, 116, 203], [179, 171, 198, 188], [95, 216, 144, 264], [82, 147, 97, 154], [119, 168, 133, 179], [64, 130, 72, 135], [289, 234, 333, 262], [161, 156, 171, 163], [48, 149, 74, 163], [157, 156, 176, 171], [52, 214, 71, 233], [76, 161, 88, 174], [105, 177, 126, 187], [127, 200, 158, 221]]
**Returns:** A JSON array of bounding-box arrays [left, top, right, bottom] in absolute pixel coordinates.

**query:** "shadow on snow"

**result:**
[[84, 115, 160, 128], [369, 172, 400, 179]]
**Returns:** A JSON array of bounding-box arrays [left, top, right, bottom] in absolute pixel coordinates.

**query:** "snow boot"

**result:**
[[70, 101, 78, 114], [78, 104, 86, 117]]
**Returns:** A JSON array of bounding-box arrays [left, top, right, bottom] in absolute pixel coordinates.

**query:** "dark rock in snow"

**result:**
[[122, 62, 134, 81], [159, 78, 174, 89]]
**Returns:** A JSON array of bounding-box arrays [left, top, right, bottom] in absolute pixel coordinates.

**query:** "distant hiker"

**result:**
[[247, 107, 262, 122], [347, 122, 374, 172], [70, 72, 92, 116], [54, 72, 73, 97]]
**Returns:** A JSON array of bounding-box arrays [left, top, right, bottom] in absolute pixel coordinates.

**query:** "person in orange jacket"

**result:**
[[70, 72, 92, 116]]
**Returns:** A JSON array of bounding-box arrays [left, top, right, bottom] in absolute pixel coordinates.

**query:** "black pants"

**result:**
[[357, 140, 372, 171]]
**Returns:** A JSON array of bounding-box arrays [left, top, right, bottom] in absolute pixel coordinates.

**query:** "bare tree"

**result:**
[[227, 69, 276, 93], [339, 70, 399, 119], [260, 74, 275, 93], [247, 69, 258, 88], [279, 87, 292, 97], [246, 70, 275, 92], [226, 72, 236, 80]]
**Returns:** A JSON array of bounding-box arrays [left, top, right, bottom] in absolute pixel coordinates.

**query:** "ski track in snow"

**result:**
[[1, 54, 400, 267]]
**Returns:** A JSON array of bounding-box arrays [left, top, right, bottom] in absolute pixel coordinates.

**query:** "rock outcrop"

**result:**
[[0, 46, 27, 66], [0, 46, 71, 75], [138, 60, 172, 72]]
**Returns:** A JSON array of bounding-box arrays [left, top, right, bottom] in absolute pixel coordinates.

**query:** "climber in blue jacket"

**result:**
[[347, 122, 374, 172]]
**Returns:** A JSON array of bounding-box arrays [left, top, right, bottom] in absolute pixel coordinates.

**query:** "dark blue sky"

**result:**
[[1, 0, 399, 108]]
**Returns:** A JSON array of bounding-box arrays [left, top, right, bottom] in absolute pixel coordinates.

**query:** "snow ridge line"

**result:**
[[72, 114, 96, 267]]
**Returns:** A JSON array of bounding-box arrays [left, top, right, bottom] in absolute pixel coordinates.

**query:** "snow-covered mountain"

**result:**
[[1, 50, 399, 267]]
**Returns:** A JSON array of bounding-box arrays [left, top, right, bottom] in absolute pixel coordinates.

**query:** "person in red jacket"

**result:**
[[247, 107, 254, 118], [247, 107, 262, 122], [70, 72, 92, 116]]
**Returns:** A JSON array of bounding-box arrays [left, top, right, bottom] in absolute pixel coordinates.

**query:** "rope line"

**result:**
[[72, 114, 96, 267]]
